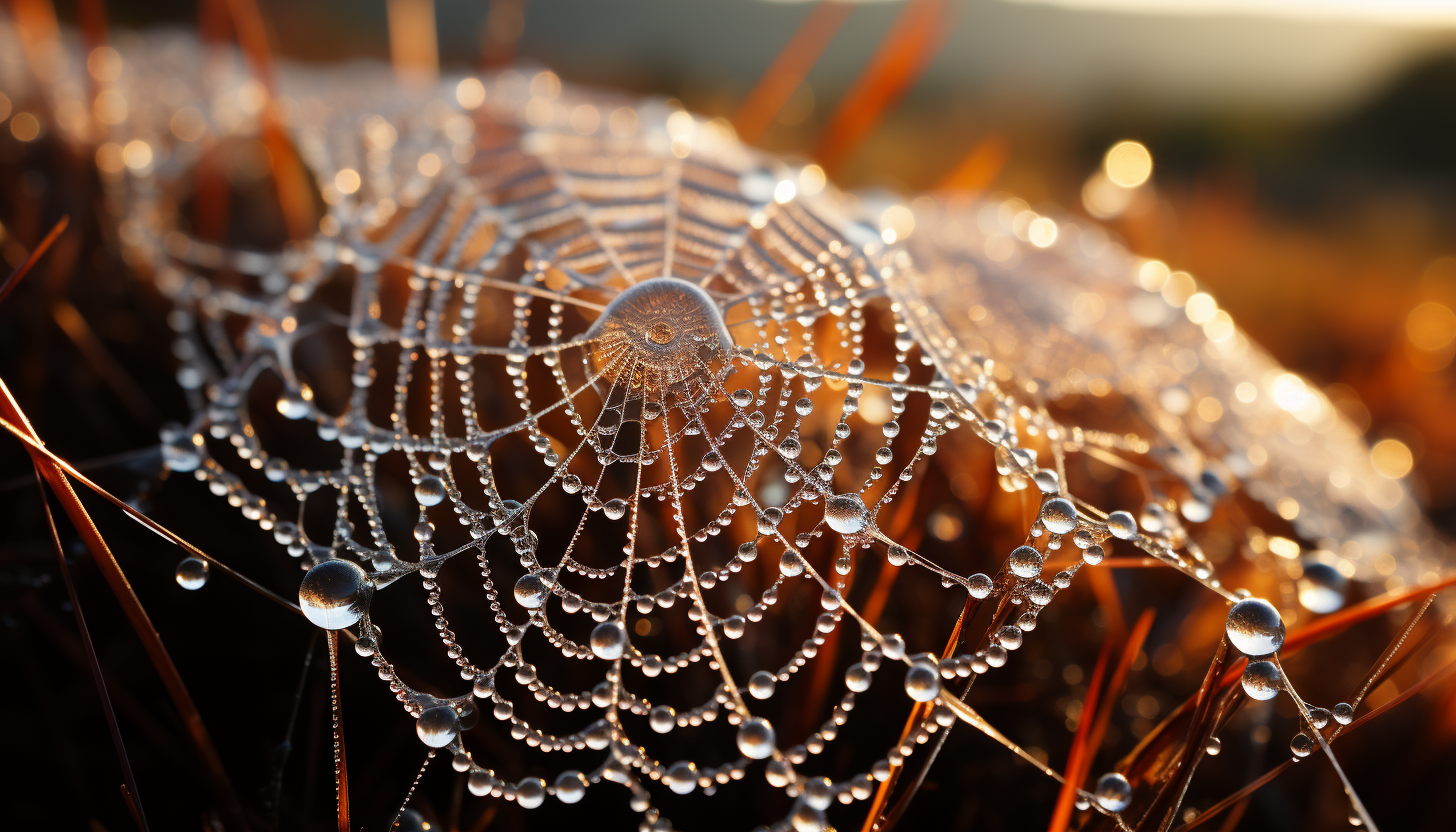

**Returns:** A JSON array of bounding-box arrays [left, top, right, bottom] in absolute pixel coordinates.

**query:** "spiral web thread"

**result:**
[[5, 23, 1451, 832]]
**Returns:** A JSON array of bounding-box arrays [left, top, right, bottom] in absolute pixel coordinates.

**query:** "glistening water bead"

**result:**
[[1039, 497, 1078, 535], [1094, 772, 1133, 812], [664, 761, 698, 795], [514, 571, 551, 609], [298, 558, 371, 630], [1008, 546, 1043, 579], [736, 717, 776, 759], [78, 38, 1442, 831], [1241, 660, 1282, 700], [414, 475, 446, 507], [175, 556, 209, 590], [1297, 558, 1349, 614], [417, 704, 461, 747], [825, 493, 869, 535], [903, 659, 942, 701], [1106, 510, 1138, 540], [1225, 597, 1286, 656], [590, 621, 628, 660], [555, 770, 588, 804]]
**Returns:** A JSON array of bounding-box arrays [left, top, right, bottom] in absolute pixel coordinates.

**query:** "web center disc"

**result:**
[[585, 277, 734, 401]]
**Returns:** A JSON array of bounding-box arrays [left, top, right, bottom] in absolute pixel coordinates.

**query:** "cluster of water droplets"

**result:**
[[14, 25, 1436, 830]]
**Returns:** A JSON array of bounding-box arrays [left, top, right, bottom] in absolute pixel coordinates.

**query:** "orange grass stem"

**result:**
[[0, 381, 252, 831], [813, 0, 952, 175], [1176, 652, 1456, 832], [0, 215, 68, 308], [1048, 614, 1120, 831], [733, 1, 853, 146]]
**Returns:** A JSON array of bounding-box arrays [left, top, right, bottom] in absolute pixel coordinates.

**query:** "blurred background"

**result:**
[[4, 1, 1456, 830], [9, 0, 1456, 527]]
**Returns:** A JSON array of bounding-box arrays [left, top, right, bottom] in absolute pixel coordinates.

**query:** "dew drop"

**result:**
[[650, 704, 676, 733], [1106, 510, 1138, 540], [414, 475, 446, 506], [416, 704, 460, 747], [1290, 732, 1314, 758], [825, 493, 868, 535], [903, 660, 941, 702], [299, 559, 370, 630], [514, 571, 551, 609], [1008, 545, 1043, 579], [516, 777, 547, 808], [967, 573, 994, 599], [1033, 469, 1060, 494], [590, 621, 627, 660], [555, 770, 587, 804], [664, 760, 698, 795], [737, 717, 776, 759], [1241, 659, 1282, 700], [1094, 772, 1132, 812], [1226, 597, 1285, 656], [1297, 558, 1348, 614], [779, 550, 804, 577], [749, 670, 776, 699], [175, 556, 210, 590], [1040, 497, 1078, 534]]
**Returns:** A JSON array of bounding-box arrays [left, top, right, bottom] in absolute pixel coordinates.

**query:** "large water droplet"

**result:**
[[514, 571, 551, 609], [590, 621, 627, 660], [299, 559, 370, 630], [416, 704, 460, 747], [1332, 702, 1355, 725], [414, 475, 446, 506], [1290, 732, 1313, 758], [1241, 659, 1282, 700], [1106, 510, 1138, 540], [585, 277, 734, 400], [516, 776, 546, 808], [749, 670, 776, 699], [664, 760, 698, 795], [903, 660, 941, 701], [650, 705, 676, 733], [737, 717, 776, 759], [967, 573, 994, 599], [175, 556, 210, 590], [555, 770, 587, 804], [1297, 557, 1348, 614], [1040, 497, 1078, 534], [1008, 545, 1043, 579], [790, 805, 827, 832], [1094, 772, 1132, 812], [825, 493, 868, 535], [1226, 597, 1285, 655]]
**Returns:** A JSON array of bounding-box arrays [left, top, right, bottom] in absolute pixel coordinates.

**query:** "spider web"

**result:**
[[9, 23, 1447, 832]]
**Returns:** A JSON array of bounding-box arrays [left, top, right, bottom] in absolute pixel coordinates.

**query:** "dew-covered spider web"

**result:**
[[6, 22, 1452, 832]]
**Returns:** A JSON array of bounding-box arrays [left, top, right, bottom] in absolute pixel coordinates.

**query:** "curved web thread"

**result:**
[[9, 25, 1447, 831]]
